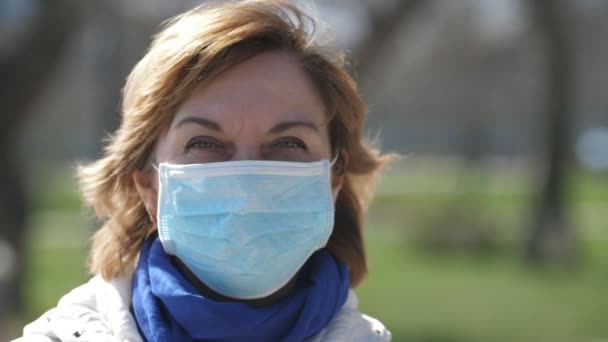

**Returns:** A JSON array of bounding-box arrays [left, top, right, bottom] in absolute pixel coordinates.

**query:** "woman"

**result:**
[[18, 0, 392, 341]]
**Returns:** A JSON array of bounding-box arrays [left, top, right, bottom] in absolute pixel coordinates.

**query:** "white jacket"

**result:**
[[15, 270, 391, 342]]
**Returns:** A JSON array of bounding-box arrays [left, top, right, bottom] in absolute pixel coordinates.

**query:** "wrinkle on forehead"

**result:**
[[156, 51, 332, 161], [172, 52, 327, 136]]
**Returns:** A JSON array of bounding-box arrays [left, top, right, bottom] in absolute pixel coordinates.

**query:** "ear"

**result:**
[[331, 149, 348, 203], [132, 167, 158, 224]]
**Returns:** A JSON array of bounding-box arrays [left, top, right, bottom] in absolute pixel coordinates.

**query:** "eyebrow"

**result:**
[[176, 116, 321, 136], [268, 121, 321, 136], [175, 117, 222, 131]]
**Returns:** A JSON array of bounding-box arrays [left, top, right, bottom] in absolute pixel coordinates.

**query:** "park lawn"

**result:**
[[22, 230, 608, 342], [358, 236, 608, 342], [18, 161, 608, 341]]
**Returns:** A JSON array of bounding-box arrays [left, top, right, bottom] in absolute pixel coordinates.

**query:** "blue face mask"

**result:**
[[154, 157, 337, 299]]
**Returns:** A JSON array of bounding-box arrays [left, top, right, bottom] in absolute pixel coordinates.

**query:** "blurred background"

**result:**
[[1, 0, 607, 341]]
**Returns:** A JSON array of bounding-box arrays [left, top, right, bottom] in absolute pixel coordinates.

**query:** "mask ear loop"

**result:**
[[329, 150, 345, 175], [151, 163, 159, 172], [329, 153, 339, 167]]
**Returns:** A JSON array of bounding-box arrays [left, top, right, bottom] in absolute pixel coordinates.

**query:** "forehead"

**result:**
[[172, 51, 327, 128]]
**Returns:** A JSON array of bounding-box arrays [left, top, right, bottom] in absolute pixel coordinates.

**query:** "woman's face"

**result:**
[[133, 51, 344, 217]]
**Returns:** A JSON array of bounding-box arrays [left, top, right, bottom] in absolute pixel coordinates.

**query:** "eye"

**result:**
[[184, 136, 223, 152], [273, 136, 307, 150]]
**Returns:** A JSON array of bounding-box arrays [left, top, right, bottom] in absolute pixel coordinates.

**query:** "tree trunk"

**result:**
[[0, 0, 83, 327], [525, 0, 575, 263], [352, 0, 428, 80]]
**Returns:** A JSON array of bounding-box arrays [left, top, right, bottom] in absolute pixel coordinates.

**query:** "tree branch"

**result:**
[[351, 0, 428, 79], [0, 0, 84, 142]]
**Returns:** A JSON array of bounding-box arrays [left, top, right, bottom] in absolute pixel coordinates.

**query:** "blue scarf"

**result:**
[[131, 236, 349, 342]]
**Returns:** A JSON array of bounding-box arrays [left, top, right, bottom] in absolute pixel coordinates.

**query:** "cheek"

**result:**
[[154, 134, 177, 163], [320, 129, 333, 156]]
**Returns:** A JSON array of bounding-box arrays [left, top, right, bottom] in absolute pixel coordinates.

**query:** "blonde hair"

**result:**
[[78, 0, 391, 288]]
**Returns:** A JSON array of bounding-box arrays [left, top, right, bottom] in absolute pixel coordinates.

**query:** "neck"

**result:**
[[171, 256, 298, 307]]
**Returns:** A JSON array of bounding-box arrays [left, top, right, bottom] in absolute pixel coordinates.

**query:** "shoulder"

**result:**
[[16, 272, 141, 342], [307, 290, 392, 342]]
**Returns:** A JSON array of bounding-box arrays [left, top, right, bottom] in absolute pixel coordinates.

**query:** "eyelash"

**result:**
[[273, 136, 307, 150], [184, 136, 223, 152]]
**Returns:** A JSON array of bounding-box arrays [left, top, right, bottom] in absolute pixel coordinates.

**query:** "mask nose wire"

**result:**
[[152, 154, 339, 169]]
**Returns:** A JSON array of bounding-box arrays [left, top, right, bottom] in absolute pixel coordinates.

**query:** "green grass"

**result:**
[[358, 236, 608, 342], [23, 246, 88, 321], [21, 211, 90, 323], [15, 160, 608, 341]]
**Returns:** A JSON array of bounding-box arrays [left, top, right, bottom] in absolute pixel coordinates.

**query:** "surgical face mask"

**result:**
[[154, 156, 338, 299]]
